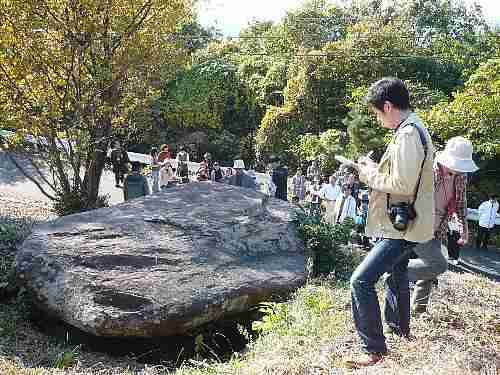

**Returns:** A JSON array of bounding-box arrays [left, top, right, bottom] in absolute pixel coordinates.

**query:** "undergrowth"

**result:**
[[294, 210, 363, 279]]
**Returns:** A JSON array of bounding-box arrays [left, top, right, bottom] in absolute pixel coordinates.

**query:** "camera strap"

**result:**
[[386, 122, 429, 213]]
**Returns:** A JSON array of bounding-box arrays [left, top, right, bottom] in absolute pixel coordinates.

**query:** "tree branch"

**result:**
[[112, 0, 154, 53]]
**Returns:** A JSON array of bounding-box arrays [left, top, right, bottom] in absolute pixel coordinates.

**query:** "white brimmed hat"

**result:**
[[436, 136, 478, 173], [233, 159, 245, 169]]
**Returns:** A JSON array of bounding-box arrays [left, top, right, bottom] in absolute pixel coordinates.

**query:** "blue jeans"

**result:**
[[350, 239, 412, 354]]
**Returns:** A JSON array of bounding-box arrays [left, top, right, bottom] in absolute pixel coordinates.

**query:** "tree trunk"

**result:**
[[84, 116, 112, 208]]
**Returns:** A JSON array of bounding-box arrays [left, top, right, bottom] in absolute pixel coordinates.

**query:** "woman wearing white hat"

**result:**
[[406, 136, 478, 314]]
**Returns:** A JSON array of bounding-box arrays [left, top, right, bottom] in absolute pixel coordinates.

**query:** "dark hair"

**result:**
[[269, 153, 279, 163], [150, 147, 158, 157], [342, 183, 352, 192], [490, 193, 497, 199], [366, 77, 410, 112], [131, 161, 141, 171]]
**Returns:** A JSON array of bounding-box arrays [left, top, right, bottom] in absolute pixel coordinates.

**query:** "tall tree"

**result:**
[[0, 0, 192, 214], [422, 58, 500, 157]]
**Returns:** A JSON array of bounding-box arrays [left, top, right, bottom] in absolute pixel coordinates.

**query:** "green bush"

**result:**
[[53, 191, 109, 216], [293, 211, 361, 280], [0, 223, 20, 248]]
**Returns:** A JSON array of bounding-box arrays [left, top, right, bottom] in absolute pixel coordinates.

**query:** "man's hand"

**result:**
[[358, 155, 377, 170], [457, 238, 466, 246]]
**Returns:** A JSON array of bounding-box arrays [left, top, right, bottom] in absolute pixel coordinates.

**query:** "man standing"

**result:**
[[334, 184, 357, 224], [225, 159, 256, 190], [308, 177, 322, 218], [270, 154, 288, 201], [347, 77, 434, 368], [210, 162, 224, 182], [203, 152, 214, 176], [477, 194, 499, 249], [291, 169, 306, 201], [320, 175, 341, 224], [110, 141, 129, 188], [176, 146, 190, 184]]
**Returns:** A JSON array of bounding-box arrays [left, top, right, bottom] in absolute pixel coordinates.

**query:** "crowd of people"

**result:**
[[292, 167, 364, 223], [106, 143, 290, 203], [106, 77, 498, 369]]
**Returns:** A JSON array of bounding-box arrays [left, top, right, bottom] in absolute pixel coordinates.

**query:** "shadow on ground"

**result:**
[[0, 152, 47, 186]]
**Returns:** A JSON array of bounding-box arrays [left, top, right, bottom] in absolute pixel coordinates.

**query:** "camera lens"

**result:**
[[392, 205, 409, 231]]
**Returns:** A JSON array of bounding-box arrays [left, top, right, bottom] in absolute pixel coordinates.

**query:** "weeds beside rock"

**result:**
[[294, 210, 363, 280]]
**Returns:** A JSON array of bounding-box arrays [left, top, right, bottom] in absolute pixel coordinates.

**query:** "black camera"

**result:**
[[388, 202, 416, 232]]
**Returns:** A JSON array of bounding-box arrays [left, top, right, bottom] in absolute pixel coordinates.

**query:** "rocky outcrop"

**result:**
[[16, 182, 305, 337]]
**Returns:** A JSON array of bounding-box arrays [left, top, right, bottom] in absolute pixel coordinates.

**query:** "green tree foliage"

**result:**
[[402, 0, 489, 41], [255, 106, 303, 163], [160, 59, 258, 136], [282, 0, 348, 49], [290, 129, 342, 174], [171, 21, 221, 54], [422, 58, 500, 157]]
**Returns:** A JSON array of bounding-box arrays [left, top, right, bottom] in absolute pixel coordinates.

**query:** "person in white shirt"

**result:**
[[334, 184, 357, 224], [320, 175, 342, 224], [477, 194, 499, 249]]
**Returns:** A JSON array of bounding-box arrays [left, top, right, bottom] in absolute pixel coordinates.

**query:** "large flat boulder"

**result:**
[[16, 182, 305, 337]]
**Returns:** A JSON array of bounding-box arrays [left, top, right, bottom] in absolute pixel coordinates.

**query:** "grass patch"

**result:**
[[0, 272, 498, 374]]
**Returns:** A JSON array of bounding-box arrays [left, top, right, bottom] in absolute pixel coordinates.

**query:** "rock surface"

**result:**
[[16, 182, 305, 337]]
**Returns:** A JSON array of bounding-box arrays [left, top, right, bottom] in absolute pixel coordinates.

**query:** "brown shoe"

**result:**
[[345, 353, 384, 369]]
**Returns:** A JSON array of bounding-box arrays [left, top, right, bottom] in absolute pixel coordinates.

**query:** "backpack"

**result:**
[[125, 174, 147, 200]]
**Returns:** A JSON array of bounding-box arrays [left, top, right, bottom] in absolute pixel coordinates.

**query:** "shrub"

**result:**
[[0, 215, 36, 301], [294, 211, 361, 280], [0, 223, 20, 248], [52, 191, 109, 216]]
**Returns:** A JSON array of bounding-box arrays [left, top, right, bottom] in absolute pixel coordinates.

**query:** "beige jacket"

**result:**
[[359, 113, 435, 243]]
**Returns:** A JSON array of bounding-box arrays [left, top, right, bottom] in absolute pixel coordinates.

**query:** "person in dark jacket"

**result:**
[[211, 162, 224, 182], [203, 152, 214, 176], [176, 146, 190, 183], [269, 154, 288, 201], [224, 159, 256, 189], [124, 162, 150, 201], [110, 141, 129, 187]]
